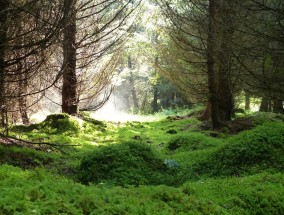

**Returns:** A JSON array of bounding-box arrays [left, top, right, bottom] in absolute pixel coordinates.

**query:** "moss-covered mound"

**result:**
[[11, 114, 81, 134], [77, 142, 174, 186], [167, 133, 220, 151], [193, 122, 284, 177], [0, 145, 53, 169], [251, 112, 284, 125], [40, 114, 81, 134]]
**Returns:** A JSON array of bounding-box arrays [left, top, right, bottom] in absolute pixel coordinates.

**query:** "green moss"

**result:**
[[0, 165, 283, 214], [193, 122, 284, 177], [10, 124, 40, 133], [0, 145, 54, 169], [77, 141, 178, 186], [40, 114, 81, 134], [2, 110, 284, 214], [167, 133, 220, 151], [251, 112, 284, 125]]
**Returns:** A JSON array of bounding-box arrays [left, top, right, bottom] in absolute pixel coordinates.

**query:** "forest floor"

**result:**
[[0, 110, 284, 214]]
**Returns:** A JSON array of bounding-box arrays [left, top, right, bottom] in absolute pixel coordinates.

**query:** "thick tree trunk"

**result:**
[[273, 99, 284, 114], [218, 76, 233, 121], [0, 0, 9, 134], [259, 97, 269, 112], [62, 0, 78, 115], [207, 0, 221, 128], [217, 0, 234, 121], [199, 102, 211, 121]]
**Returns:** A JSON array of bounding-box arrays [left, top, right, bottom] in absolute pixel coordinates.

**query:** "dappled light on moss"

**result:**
[[1, 110, 284, 214]]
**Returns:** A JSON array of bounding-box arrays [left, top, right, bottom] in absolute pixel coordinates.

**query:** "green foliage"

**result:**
[[77, 141, 175, 186], [193, 122, 284, 177]]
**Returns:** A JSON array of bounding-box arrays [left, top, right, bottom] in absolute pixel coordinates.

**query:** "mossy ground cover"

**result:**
[[1, 111, 284, 214]]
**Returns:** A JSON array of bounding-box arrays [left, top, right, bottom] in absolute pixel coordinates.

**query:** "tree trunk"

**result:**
[[217, 0, 234, 121], [259, 97, 269, 112], [171, 91, 177, 108], [123, 94, 131, 111], [18, 76, 29, 125], [128, 56, 139, 112], [0, 0, 9, 134], [152, 56, 159, 113], [152, 85, 158, 113], [130, 73, 139, 111], [273, 99, 284, 114], [245, 91, 250, 111], [268, 100, 272, 112], [199, 102, 211, 121], [207, 0, 221, 128], [141, 92, 148, 113], [62, 0, 78, 115]]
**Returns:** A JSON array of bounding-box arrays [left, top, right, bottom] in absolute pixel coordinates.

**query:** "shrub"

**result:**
[[77, 142, 173, 186], [193, 122, 284, 177]]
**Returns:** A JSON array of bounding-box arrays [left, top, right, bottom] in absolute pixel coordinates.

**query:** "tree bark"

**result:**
[[128, 56, 139, 112], [152, 85, 158, 113], [273, 99, 284, 114], [18, 76, 29, 125], [217, 0, 234, 121], [199, 102, 211, 121], [123, 94, 131, 111], [245, 91, 251, 111], [207, 0, 222, 128], [0, 0, 9, 133], [152, 56, 159, 113], [62, 0, 78, 115], [259, 97, 269, 112]]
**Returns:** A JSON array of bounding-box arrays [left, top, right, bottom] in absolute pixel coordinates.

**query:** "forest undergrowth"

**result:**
[[0, 110, 284, 214]]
